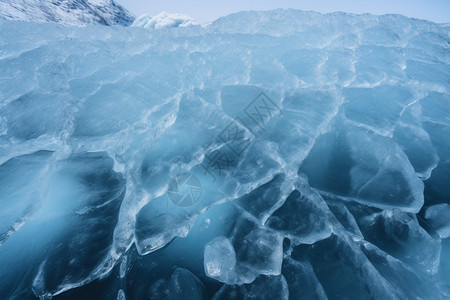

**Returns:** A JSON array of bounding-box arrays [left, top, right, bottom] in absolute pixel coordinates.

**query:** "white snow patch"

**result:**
[[132, 12, 198, 29]]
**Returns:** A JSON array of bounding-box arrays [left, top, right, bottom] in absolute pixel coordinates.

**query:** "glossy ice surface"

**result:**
[[0, 9, 449, 299]]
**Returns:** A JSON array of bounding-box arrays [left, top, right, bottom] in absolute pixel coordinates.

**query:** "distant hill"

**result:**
[[0, 0, 134, 26]]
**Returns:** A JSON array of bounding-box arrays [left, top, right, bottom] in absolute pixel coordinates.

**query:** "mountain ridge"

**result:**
[[0, 0, 134, 26]]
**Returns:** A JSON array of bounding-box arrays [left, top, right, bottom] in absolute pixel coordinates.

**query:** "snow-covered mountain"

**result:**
[[0, 0, 134, 26]]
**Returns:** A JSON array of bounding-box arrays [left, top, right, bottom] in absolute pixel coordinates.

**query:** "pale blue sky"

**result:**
[[117, 0, 450, 23]]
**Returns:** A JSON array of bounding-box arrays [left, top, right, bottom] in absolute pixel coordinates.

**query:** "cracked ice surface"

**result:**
[[0, 9, 449, 299]]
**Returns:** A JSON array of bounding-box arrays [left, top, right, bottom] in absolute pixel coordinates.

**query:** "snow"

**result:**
[[132, 12, 198, 29], [0, 0, 134, 26], [0, 8, 449, 299]]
